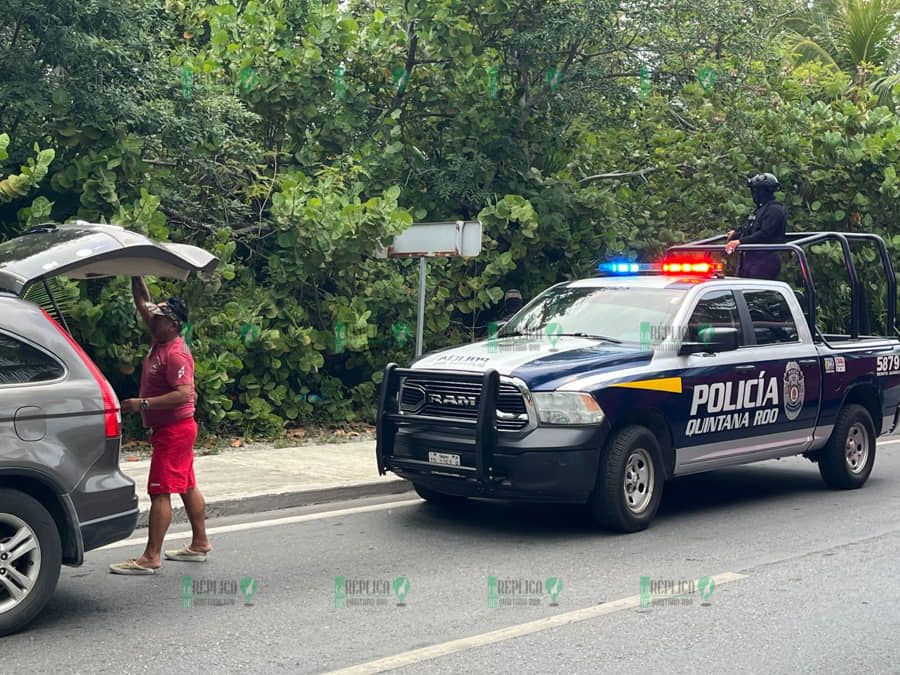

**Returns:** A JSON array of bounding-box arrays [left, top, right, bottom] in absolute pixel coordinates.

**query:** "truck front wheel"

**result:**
[[817, 404, 876, 490], [589, 426, 664, 532]]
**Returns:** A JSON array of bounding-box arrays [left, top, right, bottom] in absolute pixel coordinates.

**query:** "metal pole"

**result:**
[[416, 256, 426, 356]]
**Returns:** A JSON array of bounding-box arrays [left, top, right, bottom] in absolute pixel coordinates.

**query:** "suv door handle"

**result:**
[[798, 359, 818, 366], [735, 365, 756, 372]]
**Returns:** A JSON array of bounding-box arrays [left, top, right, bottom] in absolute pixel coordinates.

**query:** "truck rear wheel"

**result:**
[[413, 483, 467, 507], [817, 404, 876, 490], [0, 489, 62, 637], [589, 426, 664, 532]]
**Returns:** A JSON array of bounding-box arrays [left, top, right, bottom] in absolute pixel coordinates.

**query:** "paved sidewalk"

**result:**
[[121, 440, 411, 526]]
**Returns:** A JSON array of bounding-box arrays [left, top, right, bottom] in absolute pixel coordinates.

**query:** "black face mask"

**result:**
[[750, 186, 776, 207]]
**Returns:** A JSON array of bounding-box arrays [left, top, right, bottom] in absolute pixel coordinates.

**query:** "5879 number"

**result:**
[[877, 355, 900, 374]]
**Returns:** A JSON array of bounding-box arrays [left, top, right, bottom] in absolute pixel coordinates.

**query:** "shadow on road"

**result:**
[[403, 460, 835, 537]]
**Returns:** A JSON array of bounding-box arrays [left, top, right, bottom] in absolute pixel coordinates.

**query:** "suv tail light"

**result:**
[[42, 309, 122, 438]]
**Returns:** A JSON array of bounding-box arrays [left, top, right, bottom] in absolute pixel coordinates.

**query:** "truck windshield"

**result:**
[[499, 285, 686, 344]]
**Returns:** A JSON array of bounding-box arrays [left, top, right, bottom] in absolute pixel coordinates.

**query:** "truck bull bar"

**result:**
[[376, 363, 500, 484]]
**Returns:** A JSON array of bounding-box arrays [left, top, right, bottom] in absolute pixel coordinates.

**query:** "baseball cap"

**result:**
[[146, 297, 189, 325]]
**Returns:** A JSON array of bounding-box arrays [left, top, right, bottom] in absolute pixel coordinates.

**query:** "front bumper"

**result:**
[[376, 365, 609, 502]]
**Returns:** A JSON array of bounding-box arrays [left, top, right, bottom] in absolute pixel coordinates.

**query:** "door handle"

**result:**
[[735, 365, 756, 372], [798, 359, 818, 366]]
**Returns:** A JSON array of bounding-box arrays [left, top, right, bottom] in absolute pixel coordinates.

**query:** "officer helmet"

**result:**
[[747, 173, 780, 189]]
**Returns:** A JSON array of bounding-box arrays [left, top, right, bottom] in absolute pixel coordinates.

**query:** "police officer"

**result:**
[[501, 289, 524, 321], [725, 173, 787, 279]]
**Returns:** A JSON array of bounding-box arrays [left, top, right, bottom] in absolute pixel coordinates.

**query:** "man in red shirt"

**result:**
[[110, 277, 212, 575]]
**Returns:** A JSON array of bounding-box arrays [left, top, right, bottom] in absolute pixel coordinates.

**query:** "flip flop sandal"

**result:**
[[109, 558, 159, 575], [164, 544, 209, 562]]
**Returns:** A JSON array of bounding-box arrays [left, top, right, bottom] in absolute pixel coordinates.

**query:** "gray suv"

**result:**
[[0, 222, 217, 636]]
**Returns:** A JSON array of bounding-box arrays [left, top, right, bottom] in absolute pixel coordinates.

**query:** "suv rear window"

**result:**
[[0, 332, 64, 384]]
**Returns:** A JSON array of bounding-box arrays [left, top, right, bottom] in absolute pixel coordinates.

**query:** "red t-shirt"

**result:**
[[139, 336, 196, 429]]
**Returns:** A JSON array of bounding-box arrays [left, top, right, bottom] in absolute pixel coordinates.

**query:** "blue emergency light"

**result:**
[[597, 261, 657, 275]]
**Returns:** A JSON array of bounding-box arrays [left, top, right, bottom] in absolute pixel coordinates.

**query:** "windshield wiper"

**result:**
[[557, 332, 623, 344]]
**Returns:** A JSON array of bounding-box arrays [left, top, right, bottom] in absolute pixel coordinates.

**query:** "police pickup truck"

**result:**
[[375, 232, 900, 532]]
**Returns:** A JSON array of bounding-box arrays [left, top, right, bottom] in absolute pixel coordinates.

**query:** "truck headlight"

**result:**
[[532, 392, 605, 425]]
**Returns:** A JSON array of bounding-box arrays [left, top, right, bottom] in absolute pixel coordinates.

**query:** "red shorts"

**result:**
[[147, 418, 198, 496]]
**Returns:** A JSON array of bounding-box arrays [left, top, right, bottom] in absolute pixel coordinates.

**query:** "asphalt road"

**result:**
[[7, 441, 900, 674]]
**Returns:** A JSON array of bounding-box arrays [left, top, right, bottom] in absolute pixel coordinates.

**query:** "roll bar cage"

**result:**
[[666, 232, 897, 342]]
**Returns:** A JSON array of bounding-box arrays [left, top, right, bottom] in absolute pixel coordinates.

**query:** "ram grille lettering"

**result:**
[[429, 393, 478, 407]]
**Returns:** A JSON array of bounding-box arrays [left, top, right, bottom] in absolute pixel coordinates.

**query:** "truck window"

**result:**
[[687, 290, 741, 343], [499, 285, 685, 344], [743, 290, 799, 345]]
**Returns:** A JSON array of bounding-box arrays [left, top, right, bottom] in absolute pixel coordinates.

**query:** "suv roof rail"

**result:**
[[24, 223, 57, 235]]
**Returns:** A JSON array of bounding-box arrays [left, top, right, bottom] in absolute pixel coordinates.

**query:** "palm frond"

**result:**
[[782, 0, 900, 75], [786, 37, 843, 68], [23, 277, 80, 325], [872, 71, 900, 104]]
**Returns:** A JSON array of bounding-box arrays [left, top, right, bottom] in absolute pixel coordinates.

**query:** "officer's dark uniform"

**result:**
[[728, 173, 787, 280]]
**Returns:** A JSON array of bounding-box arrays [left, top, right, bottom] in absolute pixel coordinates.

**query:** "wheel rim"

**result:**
[[845, 422, 870, 475], [0, 513, 41, 614], [623, 448, 655, 514]]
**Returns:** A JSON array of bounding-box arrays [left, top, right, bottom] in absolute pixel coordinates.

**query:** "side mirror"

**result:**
[[679, 326, 740, 355]]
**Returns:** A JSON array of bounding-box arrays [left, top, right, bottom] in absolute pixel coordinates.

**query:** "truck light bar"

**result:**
[[597, 258, 723, 277]]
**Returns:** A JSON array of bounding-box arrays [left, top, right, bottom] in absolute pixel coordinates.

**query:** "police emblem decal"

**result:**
[[783, 361, 804, 421]]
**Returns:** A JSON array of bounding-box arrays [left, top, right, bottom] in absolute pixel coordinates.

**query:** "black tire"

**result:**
[[817, 404, 876, 490], [0, 489, 62, 637], [413, 483, 467, 507], [589, 426, 665, 533]]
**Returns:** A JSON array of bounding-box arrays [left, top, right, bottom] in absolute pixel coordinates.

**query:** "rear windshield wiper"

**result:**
[[557, 332, 623, 344]]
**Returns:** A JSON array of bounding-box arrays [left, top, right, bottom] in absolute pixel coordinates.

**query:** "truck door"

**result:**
[[738, 288, 821, 448], [674, 288, 820, 473], [675, 289, 764, 467]]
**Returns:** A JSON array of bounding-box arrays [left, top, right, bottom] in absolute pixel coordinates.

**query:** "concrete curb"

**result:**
[[135, 479, 414, 528]]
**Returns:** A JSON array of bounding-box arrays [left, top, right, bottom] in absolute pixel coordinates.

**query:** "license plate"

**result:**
[[428, 451, 461, 467]]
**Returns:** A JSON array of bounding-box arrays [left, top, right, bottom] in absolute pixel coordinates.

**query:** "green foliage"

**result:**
[[783, 0, 900, 102], [0, 0, 898, 436], [0, 133, 55, 237]]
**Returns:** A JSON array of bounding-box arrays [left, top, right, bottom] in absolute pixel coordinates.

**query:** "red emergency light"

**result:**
[[661, 258, 723, 276]]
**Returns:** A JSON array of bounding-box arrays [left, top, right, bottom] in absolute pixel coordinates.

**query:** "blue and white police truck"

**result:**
[[375, 232, 900, 532]]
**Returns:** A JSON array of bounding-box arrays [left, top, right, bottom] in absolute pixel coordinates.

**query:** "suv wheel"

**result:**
[[817, 404, 876, 490], [589, 426, 664, 533], [0, 489, 62, 637], [413, 483, 467, 507]]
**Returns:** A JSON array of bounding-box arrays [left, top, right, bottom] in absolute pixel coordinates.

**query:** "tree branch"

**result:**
[[579, 167, 659, 183], [388, 25, 418, 112], [159, 203, 215, 231], [515, 39, 581, 136]]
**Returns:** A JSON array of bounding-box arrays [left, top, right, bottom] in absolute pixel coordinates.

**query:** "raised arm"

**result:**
[[132, 276, 153, 329]]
